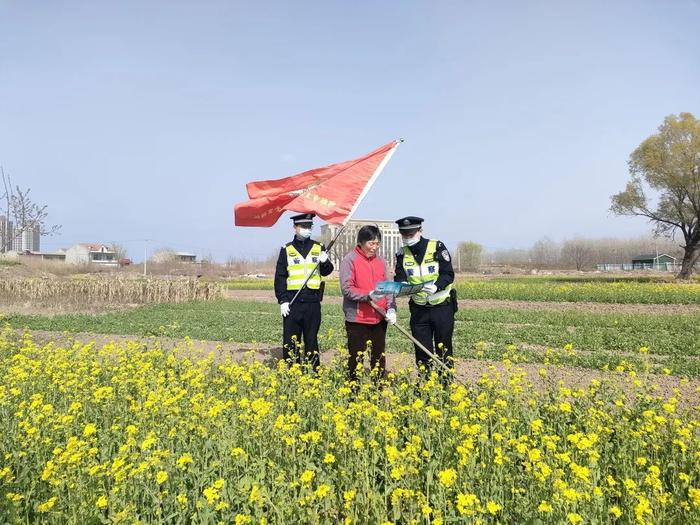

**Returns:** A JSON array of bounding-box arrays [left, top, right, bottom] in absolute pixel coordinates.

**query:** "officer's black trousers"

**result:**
[[282, 301, 321, 370], [409, 301, 454, 374]]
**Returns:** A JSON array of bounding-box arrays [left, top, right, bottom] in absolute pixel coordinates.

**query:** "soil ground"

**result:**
[[224, 289, 700, 315]]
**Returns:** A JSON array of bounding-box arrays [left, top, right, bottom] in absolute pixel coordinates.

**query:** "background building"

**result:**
[[16, 227, 41, 252], [596, 253, 680, 272], [320, 219, 401, 271], [631, 253, 677, 270], [0, 217, 41, 252], [65, 243, 117, 266]]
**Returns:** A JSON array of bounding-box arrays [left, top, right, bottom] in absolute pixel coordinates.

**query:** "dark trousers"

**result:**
[[283, 301, 321, 370], [345, 320, 387, 381], [409, 301, 454, 374]]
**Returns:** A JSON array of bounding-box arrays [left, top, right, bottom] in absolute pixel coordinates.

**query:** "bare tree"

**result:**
[[150, 248, 178, 264], [530, 237, 560, 268], [456, 241, 483, 271], [561, 237, 593, 270], [1, 167, 61, 252], [110, 242, 129, 261]]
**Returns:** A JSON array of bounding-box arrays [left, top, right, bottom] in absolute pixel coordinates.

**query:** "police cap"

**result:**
[[395, 216, 424, 231], [291, 213, 315, 225]]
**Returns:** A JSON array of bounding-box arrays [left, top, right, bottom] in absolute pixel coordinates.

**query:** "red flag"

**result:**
[[234, 140, 400, 227]]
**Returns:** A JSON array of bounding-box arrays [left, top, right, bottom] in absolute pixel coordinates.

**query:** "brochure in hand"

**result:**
[[374, 281, 425, 297]]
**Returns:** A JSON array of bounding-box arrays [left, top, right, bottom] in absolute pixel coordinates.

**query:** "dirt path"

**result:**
[[21, 329, 700, 402], [224, 289, 700, 315]]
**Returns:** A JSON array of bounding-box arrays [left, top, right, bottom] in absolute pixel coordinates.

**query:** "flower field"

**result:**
[[224, 276, 700, 304], [6, 298, 699, 377], [1, 327, 699, 524]]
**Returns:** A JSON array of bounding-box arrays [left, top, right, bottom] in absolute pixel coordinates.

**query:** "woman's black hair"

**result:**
[[357, 224, 381, 245]]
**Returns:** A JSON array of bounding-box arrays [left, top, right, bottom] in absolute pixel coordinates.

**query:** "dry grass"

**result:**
[[0, 276, 223, 306]]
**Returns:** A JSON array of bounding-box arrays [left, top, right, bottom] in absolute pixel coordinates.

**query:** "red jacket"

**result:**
[[339, 246, 395, 324]]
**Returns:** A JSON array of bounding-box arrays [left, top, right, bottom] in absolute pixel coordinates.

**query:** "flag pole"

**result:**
[[368, 299, 462, 386], [288, 139, 403, 307]]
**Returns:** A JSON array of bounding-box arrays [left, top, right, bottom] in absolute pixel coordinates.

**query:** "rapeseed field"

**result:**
[[1, 326, 698, 524]]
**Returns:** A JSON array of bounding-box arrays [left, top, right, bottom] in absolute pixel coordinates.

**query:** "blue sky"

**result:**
[[1, 1, 699, 261]]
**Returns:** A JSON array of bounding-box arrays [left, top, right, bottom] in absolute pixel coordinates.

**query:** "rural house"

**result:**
[[631, 254, 677, 270], [65, 243, 117, 266], [176, 252, 197, 263]]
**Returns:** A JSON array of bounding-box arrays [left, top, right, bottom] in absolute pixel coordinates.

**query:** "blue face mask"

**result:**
[[296, 228, 312, 239]]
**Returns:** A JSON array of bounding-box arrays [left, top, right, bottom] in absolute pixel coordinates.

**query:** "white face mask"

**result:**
[[402, 234, 420, 247], [296, 228, 312, 239]]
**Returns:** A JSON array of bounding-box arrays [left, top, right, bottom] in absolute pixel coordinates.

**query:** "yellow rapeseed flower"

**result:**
[[250, 484, 263, 504], [438, 468, 457, 488], [687, 488, 700, 507], [538, 501, 553, 513], [456, 493, 480, 516], [38, 496, 58, 512], [300, 469, 315, 485], [486, 501, 502, 514], [176, 453, 193, 469], [314, 484, 331, 498], [567, 512, 583, 524]]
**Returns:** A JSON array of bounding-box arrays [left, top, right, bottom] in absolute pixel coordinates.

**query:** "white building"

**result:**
[[65, 243, 117, 266], [320, 219, 402, 270], [15, 227, 40, 252]]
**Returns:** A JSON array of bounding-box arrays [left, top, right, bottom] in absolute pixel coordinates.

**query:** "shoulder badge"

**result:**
[[441, 249, 450, 262]]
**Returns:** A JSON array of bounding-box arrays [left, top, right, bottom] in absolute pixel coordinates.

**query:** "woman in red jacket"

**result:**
[[339, 225, 396, 382]]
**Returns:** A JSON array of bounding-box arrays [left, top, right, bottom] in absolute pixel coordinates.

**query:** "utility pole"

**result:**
[[143, 239, 153, 277]]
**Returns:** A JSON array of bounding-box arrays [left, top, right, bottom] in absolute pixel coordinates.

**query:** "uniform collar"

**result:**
[[293, 236, 313, 248]]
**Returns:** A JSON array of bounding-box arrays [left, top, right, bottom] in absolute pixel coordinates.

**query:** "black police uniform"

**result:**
[[274, 214, 334, 369], [393, 217, 455, 375]]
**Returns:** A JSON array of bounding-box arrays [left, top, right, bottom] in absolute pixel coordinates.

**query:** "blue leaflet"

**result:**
[[374, 281, 425, 297]]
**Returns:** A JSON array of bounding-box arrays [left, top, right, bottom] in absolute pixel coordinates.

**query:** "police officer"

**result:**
[[393, 216, 456, 377], [274, 213, 334, 370]]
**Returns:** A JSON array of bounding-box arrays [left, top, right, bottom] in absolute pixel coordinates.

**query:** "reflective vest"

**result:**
[[402, 239, 452, 305], [285, 242, 322, 290]]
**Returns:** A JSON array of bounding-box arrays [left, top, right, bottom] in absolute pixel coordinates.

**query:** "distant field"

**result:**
[[224, 275, 700, 304], [4, 298, 699, 377]]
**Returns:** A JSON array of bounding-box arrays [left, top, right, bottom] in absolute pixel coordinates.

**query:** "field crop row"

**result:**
[[0, 277, 223, 305], [224, 277, 700, 304], [4, 299, 699, 376], [0, 328, 698, 523]]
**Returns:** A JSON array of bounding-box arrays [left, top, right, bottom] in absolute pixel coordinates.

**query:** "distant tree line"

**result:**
[[480, 235, 685, 271]]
